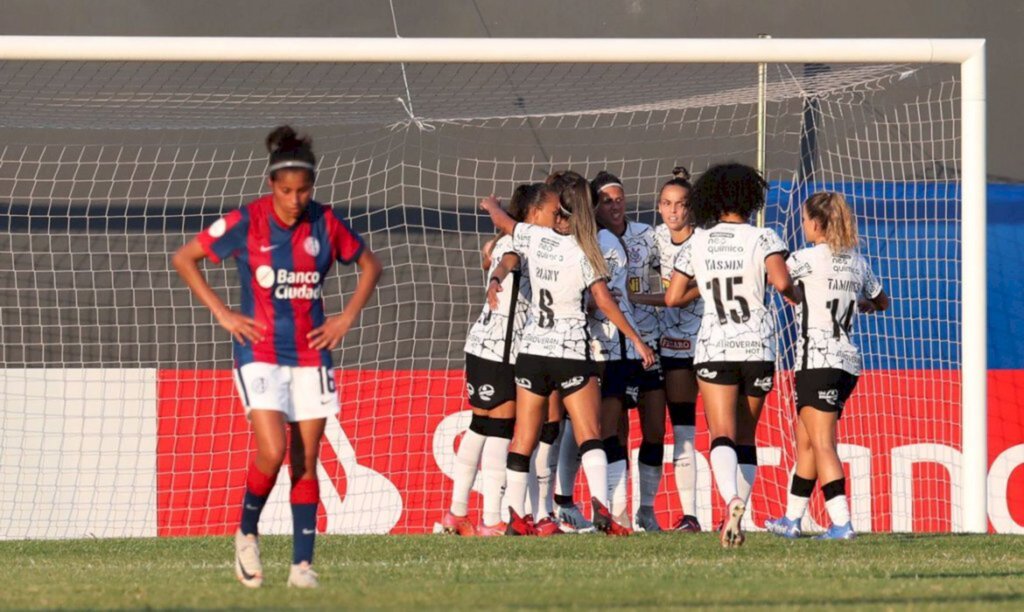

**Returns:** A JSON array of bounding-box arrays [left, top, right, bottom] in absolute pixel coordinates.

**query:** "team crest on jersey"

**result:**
[[515, 377, 533, 390], [818, 389, 839, 406], [754, 376, 773, 392], [303, 236, 321, 257], [478, 384, 495, 401], [697, 368, 717, 379], [561, 376, 584, 390]]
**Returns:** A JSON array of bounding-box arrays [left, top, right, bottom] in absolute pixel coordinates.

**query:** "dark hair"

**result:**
[[589, 170, 623, 205], [544, 170, 608, 278], [508, 182, 554, 224], [688, 162, 767, 228], [266, 125, 316, 181], [658, 166, 692, 199]]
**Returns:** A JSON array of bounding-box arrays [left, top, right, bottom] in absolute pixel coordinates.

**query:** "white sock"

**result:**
[[530, 442, 555, 518], [710, 444, 739, 503], [638, 462, 662, 508], [580, 447, 608, 507], [737, 463, 757, 504], [480, 436, 510, 526], [608, 459, 628, 517], [826, 495, 851, 527], [504, 468, 530, 517], [785, 491, 811, 521], [555, 420, 580, 502], [545, 434, 560, 515], [672, 425, 697, 516], [450, 428, 486, 516]]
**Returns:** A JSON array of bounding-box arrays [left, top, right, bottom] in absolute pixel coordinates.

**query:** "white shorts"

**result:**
[[233, 363, 339, 422]]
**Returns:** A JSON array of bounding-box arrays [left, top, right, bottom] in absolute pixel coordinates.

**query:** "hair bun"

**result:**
[[672, 166, 691, 181], [266, 125, 299, 153]]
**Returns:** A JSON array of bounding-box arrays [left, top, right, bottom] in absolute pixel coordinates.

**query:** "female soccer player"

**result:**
[[764, 192, 888, 540], [172, 126, 381, 588], [481, 178, 654, 536], [664, 162, 798, 548], [631, 167, 704, 532], [443, 184, 538, 537]]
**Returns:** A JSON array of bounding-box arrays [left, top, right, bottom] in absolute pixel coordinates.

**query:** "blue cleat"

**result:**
[[764, 516, 802, 539], [815, 522, 856, 540]]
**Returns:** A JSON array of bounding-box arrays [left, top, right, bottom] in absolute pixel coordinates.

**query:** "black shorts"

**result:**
[[795, 368, 859, 416], [695, 361, 776, 398], [661, 356, 695, 372], [465, 353, 516, 410], [514, 354, 597, 398], [635, 357, 664, 394], [596, 360, 640, 407]]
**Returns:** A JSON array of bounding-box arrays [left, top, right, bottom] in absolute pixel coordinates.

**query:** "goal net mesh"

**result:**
[[0, 57, 977, 538]]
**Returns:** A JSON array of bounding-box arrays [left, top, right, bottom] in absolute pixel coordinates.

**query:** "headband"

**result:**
[[597, 182, 624, 195], [558, 204, 573, 217], [267, 160, 316, 174]]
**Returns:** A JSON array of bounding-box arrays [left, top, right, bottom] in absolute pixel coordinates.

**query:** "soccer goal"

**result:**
[[0, 36, 997, 538]]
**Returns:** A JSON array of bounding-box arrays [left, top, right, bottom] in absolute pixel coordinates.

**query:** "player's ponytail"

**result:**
[[546, 170, 609, 278], [266, 125, 316, 180], [659, 165, 692, 195], [804, 191, 858, 253]]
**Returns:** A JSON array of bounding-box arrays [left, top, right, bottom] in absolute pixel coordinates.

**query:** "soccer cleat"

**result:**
[[672, 515, 701, 533], [476, 521, 507, 537], [534, 515, 563, 537], [815, 522, 857, 540], [287, 562, 320, 589], [635, 506, 663, 532], [591, 498, 633, 536], [442, 511, 477, 537], [557, 503, 596, 534], [505, 508, 538, 536], [719, 497, 746, 548], [234, 530, 264, 588], [764, 516, 803, 539]]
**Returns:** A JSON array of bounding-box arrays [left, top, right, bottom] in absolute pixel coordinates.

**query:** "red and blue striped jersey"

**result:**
[[196, 194, 364, 368]]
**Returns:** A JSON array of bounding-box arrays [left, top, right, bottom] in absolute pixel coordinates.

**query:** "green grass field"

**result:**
[[1, 533, 1022, 609]]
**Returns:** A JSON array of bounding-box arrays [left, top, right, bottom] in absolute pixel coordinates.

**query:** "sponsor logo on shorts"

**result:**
[[515, 377, 533, 390], [478, 384, 495, 401], [252, 377, 268, 394], [561, 376, 584, 390], [466, 382, 475, 397], [753, 376, 773, 392], [625, 385, 639, 403], [697, 368, 717, 380], [819, 389, 839, 406], [660, 337, 692, 351]]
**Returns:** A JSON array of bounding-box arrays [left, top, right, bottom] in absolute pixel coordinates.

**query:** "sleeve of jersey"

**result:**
[[649, 231, 661, 270], [757, 228, 789, 261], [329, 210, 365, 265], [672, 241, 695, 277], [786, 250, 812, 280], [861, 259, 884, 298], [580, 254, 604, 287], [511, 222, 534, 256], [196, 210, 248, 264]]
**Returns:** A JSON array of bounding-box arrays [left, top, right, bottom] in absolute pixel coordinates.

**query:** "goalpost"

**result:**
[[0, 37, 989, 537]]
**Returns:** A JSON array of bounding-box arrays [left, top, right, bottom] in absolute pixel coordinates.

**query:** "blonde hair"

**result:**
[[545, 170, 610, 278], [804, 191, 858, 253]]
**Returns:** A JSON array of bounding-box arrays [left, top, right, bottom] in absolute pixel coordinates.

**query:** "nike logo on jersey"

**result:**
[[259, 244, 281, 252], [697, 368, 717, 379], [818, 389, 839, 406], [302, 528, 316, 535]]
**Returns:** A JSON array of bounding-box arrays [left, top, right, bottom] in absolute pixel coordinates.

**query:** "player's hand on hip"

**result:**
[[634, 338, 656, 369], [216, 310, 265, 346], [307, 314, 354, 350]]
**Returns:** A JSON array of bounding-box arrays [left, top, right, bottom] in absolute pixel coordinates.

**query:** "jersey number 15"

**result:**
[[707, 276, 750, 325]]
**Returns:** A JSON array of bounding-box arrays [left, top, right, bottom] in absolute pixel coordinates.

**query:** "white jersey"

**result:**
[[464, 235, 532, 364], [787, 244, 883, 375], [655, 224, 703, 359], [513, 222, 604, 361], [617, 221, 660, 347], [587, 229, 639, 361], [673, 222, 788, 363]]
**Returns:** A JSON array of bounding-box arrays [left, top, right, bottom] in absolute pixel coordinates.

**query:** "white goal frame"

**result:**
[[0, 36, 988, 533]]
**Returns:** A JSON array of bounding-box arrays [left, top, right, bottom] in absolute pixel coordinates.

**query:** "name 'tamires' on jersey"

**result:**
[[674, 222, 788, 363], [615, 221, 660, 347], [512, 222, 604, 361], [788, 243, 883, 375], [655, 224, 703, 359], [464, 234, 532, 364], [587, 229, 640, 361], [197, 195, 364, 368]]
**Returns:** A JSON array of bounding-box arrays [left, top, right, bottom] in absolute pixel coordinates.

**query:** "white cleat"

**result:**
[[635, 506, 663, 532], [557, 503, 597, 533], [720, 497, 746, 548], [287, 562, 320, 589], [234, 530, 263, 588]]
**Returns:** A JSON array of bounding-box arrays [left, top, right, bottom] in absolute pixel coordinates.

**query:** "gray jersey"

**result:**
[[617, 221, 660, 347], [464, 235, 531, 364], [788, 244, 883, 375], [674, 222, 788, 363], [587, 229, 639, 361], [655, 224, 703, 359], [513, 222, 603, 361]]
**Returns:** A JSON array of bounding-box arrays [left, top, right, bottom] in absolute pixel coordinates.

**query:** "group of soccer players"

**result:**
[[174, 125, 888, 588], [448, 162, 888, 547]]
